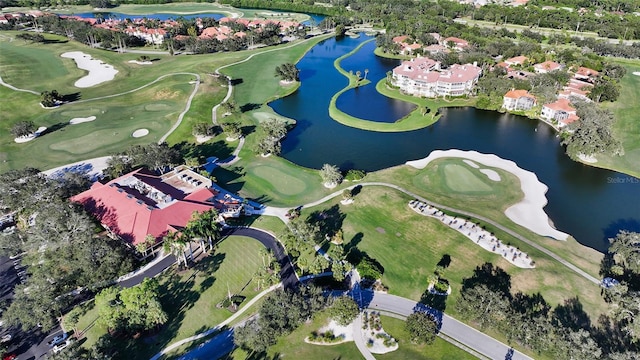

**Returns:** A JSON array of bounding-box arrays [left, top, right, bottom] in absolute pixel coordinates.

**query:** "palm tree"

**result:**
[[186, 209, 221, 253], [163, 231, 188, 267]]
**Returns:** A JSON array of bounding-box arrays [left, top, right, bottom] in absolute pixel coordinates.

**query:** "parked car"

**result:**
[[2, 353, 16, 360], [0, 334, 11, 343], [52, 339, 71, 353], [47, 332, 68, 347]]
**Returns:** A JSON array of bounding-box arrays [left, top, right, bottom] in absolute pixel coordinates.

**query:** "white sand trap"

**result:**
[[407, 150, 569, 240], [128, 60, 152, 65], [633, 71, 640, 76], [578, 153, 598, 163], [463, 159, 479, 168], [61, 51, 118, 88], [69, 116, 96, 124], [132, 129, 149, 138], [14, 126, 47, 143], [480, 168, 501, 181]]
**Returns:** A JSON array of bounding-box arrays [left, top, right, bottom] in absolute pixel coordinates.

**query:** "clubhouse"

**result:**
[[72, 166, 244, 256]]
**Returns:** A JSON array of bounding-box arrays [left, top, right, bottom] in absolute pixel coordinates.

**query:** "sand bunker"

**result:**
[[463, 159, 479, 168], [578, 153, 598, 163], [406, 149, 569, 240], [128, 60, 152, 65], [61, 52, 118, 88], [69, 116, 96, 124], [132, 129, 149, 138], [480, 168, 501, 181], [14, 126, 47, 143], [633, 71, 640, 76]]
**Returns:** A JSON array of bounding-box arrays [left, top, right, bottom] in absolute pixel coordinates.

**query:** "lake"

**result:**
[[270, 35, 640, 253]]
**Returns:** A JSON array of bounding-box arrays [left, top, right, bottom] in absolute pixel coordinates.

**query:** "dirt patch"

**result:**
[[153, 89, 180, 100], [376, 227, 386, 234]]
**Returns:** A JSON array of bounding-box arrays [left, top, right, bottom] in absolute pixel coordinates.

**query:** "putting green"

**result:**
[[251, 165, 307, 196], [443, 163, 493, 193]]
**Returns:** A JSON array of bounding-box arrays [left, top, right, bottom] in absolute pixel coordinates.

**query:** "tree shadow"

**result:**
[[240, 124, 256, 136], [351, 185, 363, 196], [230, 78, 243, 86], [345, 232, 363, 253], [420, 290, 447, 312], [174, 140, 234, 164], [307, 204, 346, 239], [591, 314, 638, 354], [436, 254, 451, 269], [61, 92, 82, 102], [43, 38, 68, 44], [552, 297, 591, 331], [240, 103, 261, 112], [40, 122, 69, 136], [461, 262, 511, 297]]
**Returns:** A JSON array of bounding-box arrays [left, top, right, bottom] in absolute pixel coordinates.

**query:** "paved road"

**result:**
[[176, 328, 235, 360], [357, 291, 533, 360]]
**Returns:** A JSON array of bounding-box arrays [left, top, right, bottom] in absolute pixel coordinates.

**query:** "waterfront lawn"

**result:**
[[377, 316, 478, 360], [73, 236, 265, 359], [299, 186, 607, 320], [598, 62, 640, 178], [219, 36, 329, 109]]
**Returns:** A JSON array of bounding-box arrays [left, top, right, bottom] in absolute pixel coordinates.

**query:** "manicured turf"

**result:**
[[377, 316, 477, 360], [598, 61, 640, 178], [252, 165, 308, 195], [442, 163, 493, 193], [73, 236, 265, 359]]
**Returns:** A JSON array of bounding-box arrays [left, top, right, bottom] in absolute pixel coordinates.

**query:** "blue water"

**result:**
[[269, 35, 640, 252]]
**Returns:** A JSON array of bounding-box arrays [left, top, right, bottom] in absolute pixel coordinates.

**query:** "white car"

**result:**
[[52, 339, 71, 353]]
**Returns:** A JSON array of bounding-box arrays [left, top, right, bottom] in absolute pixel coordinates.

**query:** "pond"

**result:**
[[270, 35, 640, 252]]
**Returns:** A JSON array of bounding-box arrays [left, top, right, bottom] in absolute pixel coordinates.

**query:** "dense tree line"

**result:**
[[456, 262, 639, 359], [234, 286, 329, 353], [0, 168, 136, 331], [562, 101, 623, 159], [530, 0, 639, 13]]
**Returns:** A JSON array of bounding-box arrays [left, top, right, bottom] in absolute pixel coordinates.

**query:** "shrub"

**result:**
[[345, 169, 366, 181]]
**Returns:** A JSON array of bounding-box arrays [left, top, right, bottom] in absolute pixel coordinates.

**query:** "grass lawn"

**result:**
[[377, 316, 477, 360], [73, 236, 266, 359], [597, 62, 640, 178], [213, 154, 330, 207]]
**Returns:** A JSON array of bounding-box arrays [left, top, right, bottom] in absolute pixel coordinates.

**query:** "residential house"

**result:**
[[574, 66, 599, 82], [71, 166, 244, 255], [443, 37, 470, 51], [541, 98, 579, 127], [559, 78, 593, 102], [391, 57, 482, 97], [534, 60, 563, 73], [504, 56, 528, 67], [502, 89, 536, 111]]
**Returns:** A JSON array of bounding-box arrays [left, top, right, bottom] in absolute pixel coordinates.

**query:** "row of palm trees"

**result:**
[[161, 209, 222, 267]]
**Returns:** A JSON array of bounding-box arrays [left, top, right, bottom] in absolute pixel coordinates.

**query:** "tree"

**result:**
[[255, 119, 287, 156], [588, 78, 620, 103], [335, 24, 346, 37], [609, 231, 640, 273], [185, 209, 221, 252], [40, 90, 61, 107], [320, 164, 343, 186], [104, 156, 133, 179], [275, 63, 300, 82], [11, 120, 37, 138], [125, 143, 182, 173], [163, 231, 188, 267], [342, 189, 353, 201], [456, 284, 510, 330], [89, 0, 110, 8], [221, 101, 237, 114], [221, 121, 242, 139], [192, 122, 215, 137], [327, 296, 359, 326], [562, 101, 623, 159], [405, 312, 439, 344]]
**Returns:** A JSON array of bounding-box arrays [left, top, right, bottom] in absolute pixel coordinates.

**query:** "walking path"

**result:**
[[158, 74, 201, 143], [262, 181, 599, 284], [0, 74, 40, 95], [352, 313, 376, 360]]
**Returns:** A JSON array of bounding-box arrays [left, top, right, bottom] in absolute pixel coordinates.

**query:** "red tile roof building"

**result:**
[[391, 57, 482, 97], [533, 60, 563, 73], [71, 166, 243, 248], [541, 98, 579, 127], [504, 56, 528, 67], [502, 89, 536, 111]]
